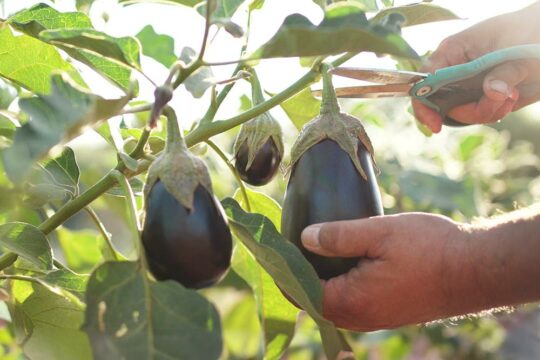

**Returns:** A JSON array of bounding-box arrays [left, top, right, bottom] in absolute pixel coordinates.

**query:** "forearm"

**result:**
[[467, 205, 540, 310]]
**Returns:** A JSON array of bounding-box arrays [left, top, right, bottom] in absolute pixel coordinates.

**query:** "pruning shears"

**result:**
[[323, 45, 540, 127]]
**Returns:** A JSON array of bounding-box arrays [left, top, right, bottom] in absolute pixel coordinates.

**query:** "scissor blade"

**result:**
[[330, 67, 426, 84], [312, 84, 412, 98]]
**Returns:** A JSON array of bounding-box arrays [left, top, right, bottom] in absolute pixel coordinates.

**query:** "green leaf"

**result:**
[[223, 295, 261, 358], [2, 74, 130, 182], [232, 190, 299, 360], [249, 0, 265, 11], [40, 28, 142, 70], [252, 4, 418, 59], [372, 3, 460, 27], [0, 222, 52, 270], [8, 4, 134, 92], [179, 47, 215, 98], [8, 3, 92, 36], [106, 177, 144, 197], [136, 25, 177, 68], [458, 134, 485, 161], [83, 261, 223, 360], [398, 170, 477, 216], [41, 146, 80, 194], [381, 0, 394, 7], [11, 280, 91, 360], [57, 228, 103, 273], [0, 27, 86, 93], [222, 198, 350, 360], [38, 269, 89, 299], [197, 0, 245, 20], [280, 87, 321, 130]]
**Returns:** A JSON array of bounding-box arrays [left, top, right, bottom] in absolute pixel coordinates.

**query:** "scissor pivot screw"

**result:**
[[415, 86, 432, 96]]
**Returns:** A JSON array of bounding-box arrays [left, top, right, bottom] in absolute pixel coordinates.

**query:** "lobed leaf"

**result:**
[[11, 280, 91, 360], [252, 4, 418, 59], [180, 47, 215, 98], [136, 25, 177, 68], [0, 27, 86, 94], [223, 198, 351, 360], [232, 189, 299, 360], [83, 261, 223, 360], [280, 87, 321, 131], [40, 28, 142, 70], [8, 4, 134, 92], [0, 222, 52, 270], [2, 74, 130, 182], [372, 3, 460, 27]]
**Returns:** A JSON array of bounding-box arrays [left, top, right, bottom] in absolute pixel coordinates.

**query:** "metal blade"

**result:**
[[330, 67, 426, 84], [312, 84, 412, 98]]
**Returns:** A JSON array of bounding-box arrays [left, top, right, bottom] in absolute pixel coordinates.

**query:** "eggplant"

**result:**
[[142, 181, 232, 289], [282, 139, 383, 279], [235, 138, 282, 186]]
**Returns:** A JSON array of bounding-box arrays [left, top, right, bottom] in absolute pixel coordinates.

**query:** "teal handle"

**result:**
[[410, 44, 540, 126]]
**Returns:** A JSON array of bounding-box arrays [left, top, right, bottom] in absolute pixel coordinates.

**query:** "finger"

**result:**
[[446, 95, 514, 125], [412, 100, 443, 133], [483, 60, 529, 102], [301, 217, 391, 258]]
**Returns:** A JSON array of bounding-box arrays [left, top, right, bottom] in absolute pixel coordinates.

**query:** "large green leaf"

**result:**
[[136, 25, 177, 68], [372, 3, 460, 27], [232, 189, 299, 360], [2, 74, 130, 182], [252, 4, 418, 59], [11, 280, 91, 360], [223, 295, 261, 358], [0, 222, 52, 270], [40, 28, 141, 70], [8, 4, 133, 92], [83, 261, 223, 360], [222, 198, 350, 360], [280, 87, 321, 131], [314, 0, 378, 11], [0, 27, 85, 94]]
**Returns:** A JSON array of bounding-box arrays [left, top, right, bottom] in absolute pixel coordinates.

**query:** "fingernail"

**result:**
[[301, 224, 322, 249], [489, 80, 512, 97]]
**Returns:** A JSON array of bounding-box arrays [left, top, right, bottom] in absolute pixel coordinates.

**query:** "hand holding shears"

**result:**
[[321, 45, 540, 127]]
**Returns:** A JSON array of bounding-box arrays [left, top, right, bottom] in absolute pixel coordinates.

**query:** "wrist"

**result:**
[[465, 206, 540, 310]]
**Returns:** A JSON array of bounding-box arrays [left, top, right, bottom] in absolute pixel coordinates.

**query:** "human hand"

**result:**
[[413, 3, 540, 132], [300, 213, 480, 331]]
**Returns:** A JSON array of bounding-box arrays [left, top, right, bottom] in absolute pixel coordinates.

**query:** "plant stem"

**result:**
[[110, 170, 142, 256], [120, 104, 153, 115], [206, 140, 251, 212], [0, 253, 18, 271], [200, 63, 245, 125], [31, 52, 357, 238], [84, 207, 119, 261]]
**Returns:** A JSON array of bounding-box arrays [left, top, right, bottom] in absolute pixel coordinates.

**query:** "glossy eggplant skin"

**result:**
[[282, 139, 383, 280], [235, 138, 282, 186], [142, 181, 232, 289]]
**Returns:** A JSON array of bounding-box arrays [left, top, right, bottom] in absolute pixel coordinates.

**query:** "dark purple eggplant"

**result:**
[[235, 138, 282, 186], [282, 139, 383, 280], [142, 181, 232, 289]]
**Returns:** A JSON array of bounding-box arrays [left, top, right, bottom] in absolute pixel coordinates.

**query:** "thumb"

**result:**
[[483, 60, 529, 102], [301, 217, 390, 258]]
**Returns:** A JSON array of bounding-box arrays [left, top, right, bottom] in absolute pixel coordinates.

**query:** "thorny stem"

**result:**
[[206, 140, 251, 212], [27, 52, 357, 242], [162, 106, 186, 153]]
